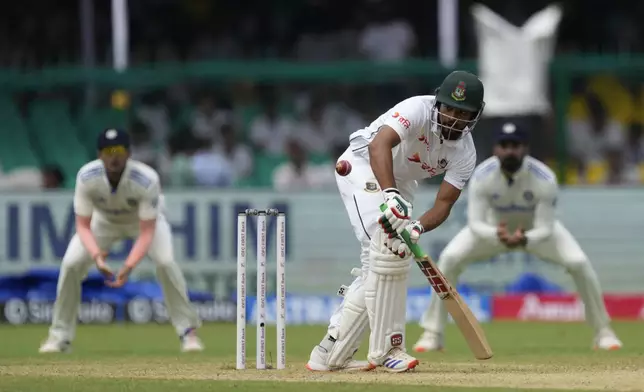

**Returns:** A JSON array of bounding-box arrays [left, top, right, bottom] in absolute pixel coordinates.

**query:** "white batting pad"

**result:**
[[364, 229, 411, 364], [326, 279, 369, 368]]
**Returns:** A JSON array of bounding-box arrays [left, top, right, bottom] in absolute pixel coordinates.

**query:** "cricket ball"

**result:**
[[335, 160, 352, 176]]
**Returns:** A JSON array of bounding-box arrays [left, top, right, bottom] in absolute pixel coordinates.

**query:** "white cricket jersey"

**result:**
[[348, 95, 476, 190], [73, 159, 164, 225], [467, 156, 558, 247]]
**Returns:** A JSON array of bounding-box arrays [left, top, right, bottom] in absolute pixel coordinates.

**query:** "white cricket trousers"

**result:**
[[326, 147, 417, 336], [420, 223, 611, 334], [48, 216, 201, 342]]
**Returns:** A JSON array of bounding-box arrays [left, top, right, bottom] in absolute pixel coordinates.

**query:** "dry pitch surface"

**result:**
[[1, 322, 642, 392]]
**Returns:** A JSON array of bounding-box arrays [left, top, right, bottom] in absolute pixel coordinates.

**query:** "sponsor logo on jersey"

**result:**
[[407, 153, 438, 176], [392, 112, 410, 129], [407, 153, 421, 163], [418, 134, 430, 147]]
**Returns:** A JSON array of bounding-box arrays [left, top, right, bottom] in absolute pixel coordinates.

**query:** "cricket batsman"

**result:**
[[39, 128, 204, 353], [306, 71, 485, 372], [413, 123, 623, 352]]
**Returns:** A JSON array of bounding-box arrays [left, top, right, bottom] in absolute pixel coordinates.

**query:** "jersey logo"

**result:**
[[127, 198, 138, 207], [391, 112, 410, 129], [451, 81, 467, 101], [364, 181, 380, 193], [523, 190, 534, 202], [407, 153, 438, 176], [407, 153, 421, 163], [438, 158, 448, 169]]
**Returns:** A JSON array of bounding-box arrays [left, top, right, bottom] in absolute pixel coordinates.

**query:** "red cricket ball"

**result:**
[[335, 160, 352, 176]]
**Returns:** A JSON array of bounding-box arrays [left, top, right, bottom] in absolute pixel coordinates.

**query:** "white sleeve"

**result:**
[[138, 181, 161, 221], [467, 178, 499, 244], [381, 99, 425, 141], [525, 182, 558, 248], [444, 152, 476, 190], [73, 176, 93, 217]]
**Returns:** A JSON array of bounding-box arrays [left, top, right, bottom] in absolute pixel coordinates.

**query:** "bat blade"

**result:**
[[416, 255, 493, 360]]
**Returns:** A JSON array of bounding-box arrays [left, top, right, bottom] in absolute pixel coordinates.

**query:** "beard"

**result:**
[[440, 128, 463, 140], [500, 156, 523, 173]]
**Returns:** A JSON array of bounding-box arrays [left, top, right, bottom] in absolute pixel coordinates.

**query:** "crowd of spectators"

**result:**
[[0, 0, 643, 188]]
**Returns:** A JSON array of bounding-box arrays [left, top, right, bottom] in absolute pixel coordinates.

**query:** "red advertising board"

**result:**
[[493, 294, 644, 321]]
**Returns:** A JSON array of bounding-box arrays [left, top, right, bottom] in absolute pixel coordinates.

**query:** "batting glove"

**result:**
[[378, 188, 413, 237], [384, 235, 410, 259], [404, 220, 424, 244]]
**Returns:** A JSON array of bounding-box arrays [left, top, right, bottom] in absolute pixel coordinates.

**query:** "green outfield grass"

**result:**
[[1, 322, 643, 392]]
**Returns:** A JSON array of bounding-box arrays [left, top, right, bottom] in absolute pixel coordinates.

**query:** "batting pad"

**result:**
[[326, 279, 369, 368], [365, 232, 411, 364]]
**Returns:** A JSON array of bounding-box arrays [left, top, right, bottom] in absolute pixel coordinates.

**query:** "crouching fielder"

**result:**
[[39, 128, 203, 354], [413, 123, 622, 353]]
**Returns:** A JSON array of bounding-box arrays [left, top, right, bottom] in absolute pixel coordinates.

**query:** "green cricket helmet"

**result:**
[[430, 70, 485, 141]]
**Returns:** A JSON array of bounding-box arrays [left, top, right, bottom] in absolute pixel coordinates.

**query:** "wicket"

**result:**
[[236, 208, 286, 370]]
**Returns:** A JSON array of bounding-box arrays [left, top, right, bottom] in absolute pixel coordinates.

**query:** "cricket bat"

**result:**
[[379, 204, 493, 360]]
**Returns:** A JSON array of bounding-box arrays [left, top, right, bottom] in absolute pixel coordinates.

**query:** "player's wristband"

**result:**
[[383, 188, 400, 196], [411, 220, 424, 235]]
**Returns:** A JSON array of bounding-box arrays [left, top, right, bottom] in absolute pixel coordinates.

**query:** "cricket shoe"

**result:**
[[412, 331, 444, 353], [374, 347, 419, 373], [180, 328, 205, 352], [306, 345, 373, 372], [39, 337, 71, 353], [594, 329, 622, 351]]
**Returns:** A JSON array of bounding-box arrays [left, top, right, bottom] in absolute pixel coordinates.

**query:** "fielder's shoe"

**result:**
[[39, 337, 71, 353], [594, 328, 622, 351], [180, 328, 204, 352], [376, 347, 419, 373], [413, 331, 444, 353], [306, 345, 373, 372]]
